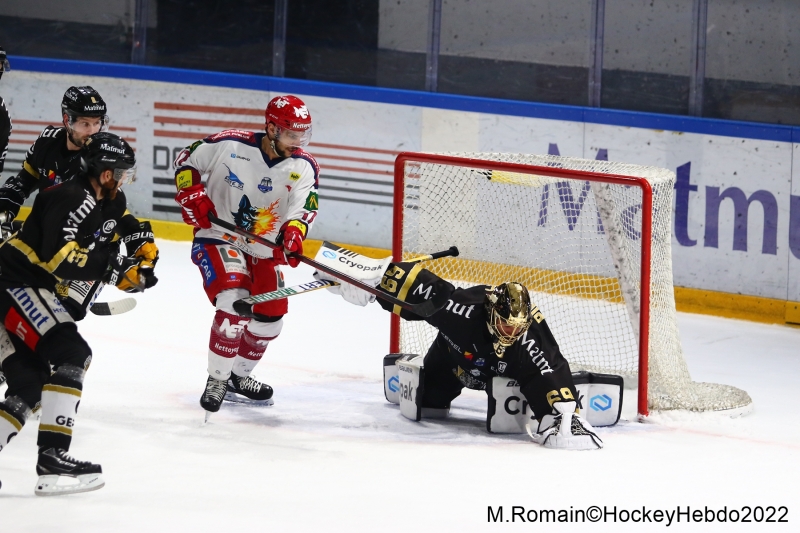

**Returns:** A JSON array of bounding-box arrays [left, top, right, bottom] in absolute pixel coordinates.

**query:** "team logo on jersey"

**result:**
[[223, 164, 244, 190], [232, 195, 281, 236], [497, 361, 507, 374], [46, 170, 61, 184], [303, 191, 318, 210], [289, 172, 301, 182], [258, 177, 273, 193]]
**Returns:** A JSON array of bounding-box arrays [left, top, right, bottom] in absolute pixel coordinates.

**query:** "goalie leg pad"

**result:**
[[397, 355, 425, 421], [487, 372, 623, 433], [383, 354, 403, 404], [486, 377, 536, 433], [572, 371, 624, 427]]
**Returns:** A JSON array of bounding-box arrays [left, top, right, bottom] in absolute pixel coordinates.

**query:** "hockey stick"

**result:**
[[207, 214, 457, 318], [232, 245, 459, 315], [89, 298, 137, 316]]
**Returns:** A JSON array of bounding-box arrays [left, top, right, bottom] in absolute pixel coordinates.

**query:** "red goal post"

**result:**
[[390, 152, 751, 419]]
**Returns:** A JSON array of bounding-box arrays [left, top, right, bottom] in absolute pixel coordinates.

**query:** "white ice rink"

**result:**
[[1, 239, 798, 532]]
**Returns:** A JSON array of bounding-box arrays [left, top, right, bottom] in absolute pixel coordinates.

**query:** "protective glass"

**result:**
[[113, 165, 137, 186], [276, 125, 312, 149]]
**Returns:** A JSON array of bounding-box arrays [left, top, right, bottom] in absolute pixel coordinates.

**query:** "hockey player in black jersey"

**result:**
[[0, 132, 158, 495], [0, 46, 10, 181], [319, 258, 603, 450], [0, 85, 157, 319]]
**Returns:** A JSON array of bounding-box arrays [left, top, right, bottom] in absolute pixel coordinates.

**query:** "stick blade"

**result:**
[[90, 298, 137, 316]]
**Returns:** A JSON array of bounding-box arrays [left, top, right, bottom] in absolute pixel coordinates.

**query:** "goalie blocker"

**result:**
[[383, 354, 623, 430]]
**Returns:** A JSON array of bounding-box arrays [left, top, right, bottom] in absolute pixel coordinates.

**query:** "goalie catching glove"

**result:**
[[312, 242, 392, 306], [104, 254, 158, 293], [527, 401, 603, 450]]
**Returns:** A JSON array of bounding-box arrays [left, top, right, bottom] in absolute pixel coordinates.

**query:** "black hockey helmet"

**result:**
[[0, 46, 8, 80], [62, 86, 109, 123], [82, 132, 136, 184], [485, 282, 533, 349]]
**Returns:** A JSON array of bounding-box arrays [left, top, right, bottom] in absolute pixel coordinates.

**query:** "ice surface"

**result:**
[[1, 240, 798, 532]]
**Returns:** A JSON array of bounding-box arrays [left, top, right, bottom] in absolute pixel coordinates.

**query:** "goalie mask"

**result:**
[[485, 282, 533, 354]]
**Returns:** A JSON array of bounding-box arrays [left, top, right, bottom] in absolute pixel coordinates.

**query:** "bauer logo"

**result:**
[[590, 394, 612, 411]]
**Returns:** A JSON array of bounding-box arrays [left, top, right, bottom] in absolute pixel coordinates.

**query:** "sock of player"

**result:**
[[232, 319, 282, 378], [208, 309, 249, 380], [0, 396, 31, 453], [37, 364, 84, 451]]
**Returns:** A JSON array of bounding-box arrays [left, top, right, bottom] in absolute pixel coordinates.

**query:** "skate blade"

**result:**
[[35, 473, 105, 496], [224, 392, 274, 406]]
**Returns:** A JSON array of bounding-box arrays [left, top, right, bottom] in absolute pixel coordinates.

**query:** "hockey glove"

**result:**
[[175, 184, 216, 229], [0, 210, 17, 241], [121, 221, 160, 266], [273, 220, 306, 268], [104, 254, 159, 293]]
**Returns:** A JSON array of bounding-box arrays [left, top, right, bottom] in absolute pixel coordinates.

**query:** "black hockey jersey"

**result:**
[[377, 262, 577, 418], [0, 96, 10, 173], [0, 173, 127, 293], [0, 126, 85, 216]]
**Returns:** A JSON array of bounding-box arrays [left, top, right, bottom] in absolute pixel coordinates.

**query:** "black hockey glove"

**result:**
[[104, 254, 158, 293], [120, 221, 159, 266], [0, 210, 20, 241]]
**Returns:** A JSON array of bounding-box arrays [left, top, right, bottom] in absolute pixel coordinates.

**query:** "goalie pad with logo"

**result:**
[[387, 354, 449, 420], [487, 372, 623, 433]]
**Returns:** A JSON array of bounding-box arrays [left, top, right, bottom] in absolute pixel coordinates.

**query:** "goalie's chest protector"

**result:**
[[432, 287, 504, 380], [432, 286, 563, 383]]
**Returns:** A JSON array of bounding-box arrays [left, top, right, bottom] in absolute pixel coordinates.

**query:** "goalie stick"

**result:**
[[207, 214, 458, 318], [232, 244, 459, 316]]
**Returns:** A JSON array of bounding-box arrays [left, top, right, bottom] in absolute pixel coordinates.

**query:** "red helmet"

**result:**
[[265, 95, 311, 130], [265, 95, 312, 150]]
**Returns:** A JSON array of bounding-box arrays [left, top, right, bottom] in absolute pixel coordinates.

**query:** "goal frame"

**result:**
[[390, 152, 655, 417]]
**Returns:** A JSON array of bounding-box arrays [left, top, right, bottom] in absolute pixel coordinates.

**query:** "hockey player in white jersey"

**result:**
[[174, 95, 319, 418]]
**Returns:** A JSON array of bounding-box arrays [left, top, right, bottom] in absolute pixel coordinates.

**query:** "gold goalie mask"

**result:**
[[485, 282, 533, 353]]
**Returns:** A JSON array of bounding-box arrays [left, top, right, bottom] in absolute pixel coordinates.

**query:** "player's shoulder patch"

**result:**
[[204, 129, 257, 146], [291, 149, 320, 184]]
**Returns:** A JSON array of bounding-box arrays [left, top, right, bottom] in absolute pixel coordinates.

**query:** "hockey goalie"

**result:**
[[315, 253, 604, 451]]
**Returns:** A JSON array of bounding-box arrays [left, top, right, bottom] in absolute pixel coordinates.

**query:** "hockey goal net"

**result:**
[[391, 152, 752, 417]]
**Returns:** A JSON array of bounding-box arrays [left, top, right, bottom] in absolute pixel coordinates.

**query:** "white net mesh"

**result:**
[[396, 152, 752, 413]]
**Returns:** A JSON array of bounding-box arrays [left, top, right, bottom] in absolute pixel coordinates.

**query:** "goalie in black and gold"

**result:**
[[333, 258, 603, 450]]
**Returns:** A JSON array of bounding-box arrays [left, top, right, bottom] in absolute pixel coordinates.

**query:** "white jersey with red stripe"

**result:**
[[175, 129, 320, 259]]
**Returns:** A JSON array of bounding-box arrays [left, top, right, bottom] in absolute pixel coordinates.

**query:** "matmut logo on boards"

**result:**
[[545, 142, 800, 260]]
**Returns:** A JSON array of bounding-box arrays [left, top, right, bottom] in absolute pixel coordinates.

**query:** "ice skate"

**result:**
[[225, 373, 274, 406], [200, 375, 228, 421], [35, 448, 104, 496]]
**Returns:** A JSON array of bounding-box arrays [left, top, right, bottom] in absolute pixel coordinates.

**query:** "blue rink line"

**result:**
[[9, 55, 800, 144]]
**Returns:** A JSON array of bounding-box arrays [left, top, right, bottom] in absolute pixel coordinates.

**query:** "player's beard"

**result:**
[[270, 139, 296, 158], [102, 179, 119, 200]]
